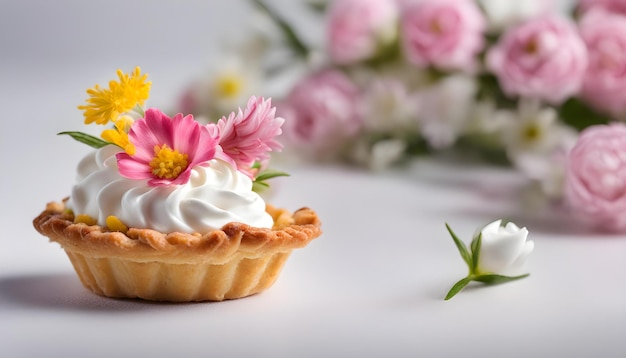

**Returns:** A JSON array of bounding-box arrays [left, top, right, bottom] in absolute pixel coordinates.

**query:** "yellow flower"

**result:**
[[78, 67, 151, 125], [101, 115, 136, 155], [215, 73, 244, 99], [119, 67, 151, 107]]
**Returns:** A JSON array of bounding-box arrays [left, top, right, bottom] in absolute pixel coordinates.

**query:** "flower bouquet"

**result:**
[[179, 0, 626, 232]]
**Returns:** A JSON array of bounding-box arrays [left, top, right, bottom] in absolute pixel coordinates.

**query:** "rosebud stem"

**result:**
[[444, 273, 530, 300]]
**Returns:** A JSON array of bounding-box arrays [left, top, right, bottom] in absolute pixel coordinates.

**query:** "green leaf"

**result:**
[[254, 170, 290, 182], [362, 38, 402, 68], [476, 73, 517, 109], [445, 223, 472, 270], [470, 233, 482, 273], [250, 0, 309, 58], [58, 131, 109, 149], [455, 135, 511, 166], [473, 273, 530, 285], [558, 98, 610, 131], [252, 181, 270, 193], [251, 169, 289, 193], [444, 276, 472, 301]]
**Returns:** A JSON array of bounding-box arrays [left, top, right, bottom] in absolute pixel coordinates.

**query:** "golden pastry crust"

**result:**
[[33, 201, 322, 301], [64, 251, 294, 301], [34, 201, 321, 264]]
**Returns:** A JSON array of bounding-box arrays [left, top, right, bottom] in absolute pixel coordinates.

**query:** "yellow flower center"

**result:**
[[216, 74, 243, 99], [522, 123, 542, 143], [149, 144, 189, 179]]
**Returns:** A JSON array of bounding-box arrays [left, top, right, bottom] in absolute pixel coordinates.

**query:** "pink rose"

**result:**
[[400, 0, 486, 71], [564, 123, 626, 232], [278, 70, 362, 158], [327, 0, 398, 65], [579, 10, 626, 117], [486, 15, 588, 104], [579, 0, 626, 16]]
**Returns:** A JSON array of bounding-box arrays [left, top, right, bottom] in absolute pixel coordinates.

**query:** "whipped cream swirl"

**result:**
[[67, 145, 274, 233]]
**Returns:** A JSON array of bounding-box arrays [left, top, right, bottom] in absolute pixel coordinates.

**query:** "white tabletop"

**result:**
[[1, 1, 624, 357]]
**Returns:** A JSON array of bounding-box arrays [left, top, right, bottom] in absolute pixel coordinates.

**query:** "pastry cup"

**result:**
[[33, 201, 322, 302]]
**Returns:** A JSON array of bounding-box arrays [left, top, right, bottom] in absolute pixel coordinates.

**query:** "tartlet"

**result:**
[[34, 201, 321, 301], [33, 67, 322, 302]]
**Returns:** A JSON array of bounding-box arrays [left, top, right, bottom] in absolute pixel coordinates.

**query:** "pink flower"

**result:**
[[216, 96, 284, 177], [564, 123, 626, 232], [116, 108, 219, 186], [327, 0, 399, 64], [278, 70, 362, 159], [486, 15, 588, 104], [579, 10, 626, 117], [400, 0, 486, 72], [579, 0, 626, 16]]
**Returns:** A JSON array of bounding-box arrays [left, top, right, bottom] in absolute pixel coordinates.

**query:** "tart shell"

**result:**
[[33, 201, 322, 302]]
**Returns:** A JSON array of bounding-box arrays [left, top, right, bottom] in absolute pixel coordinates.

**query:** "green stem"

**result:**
[[250, 0, 309, 59], [133, 104, 145, 117]]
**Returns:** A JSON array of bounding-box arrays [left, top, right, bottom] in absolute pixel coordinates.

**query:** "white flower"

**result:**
[[202, 55, 262, 118], [444, 220, 534, 300], [417, 75, 478, 149], [477, 0, 561, 31], [466, 100, 503, 135], [513, 142, 575, 201], [362, 78, 417, 133], [351, 138, 407, 171], [496, 99, 578, 202], [499, 99, 567, 155], [478, 220, 534, 276]]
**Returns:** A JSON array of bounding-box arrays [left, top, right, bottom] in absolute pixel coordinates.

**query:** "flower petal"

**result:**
[[481, 219, 503, 234], [506, 240, 535, 276], [217, 96, 284, 172], [191, 127, 219, 165], [116, 152, 152, 180], [127, 109, 175, 162], [171, 113, 200, 157], [479, 225, 529, 274]]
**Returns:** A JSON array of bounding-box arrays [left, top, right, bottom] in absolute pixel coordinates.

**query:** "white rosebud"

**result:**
[[445, 220, 534, 300], [477, 220, 534, 276]]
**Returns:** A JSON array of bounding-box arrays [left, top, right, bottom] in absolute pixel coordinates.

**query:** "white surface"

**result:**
[[1, 1, 625, 357]]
